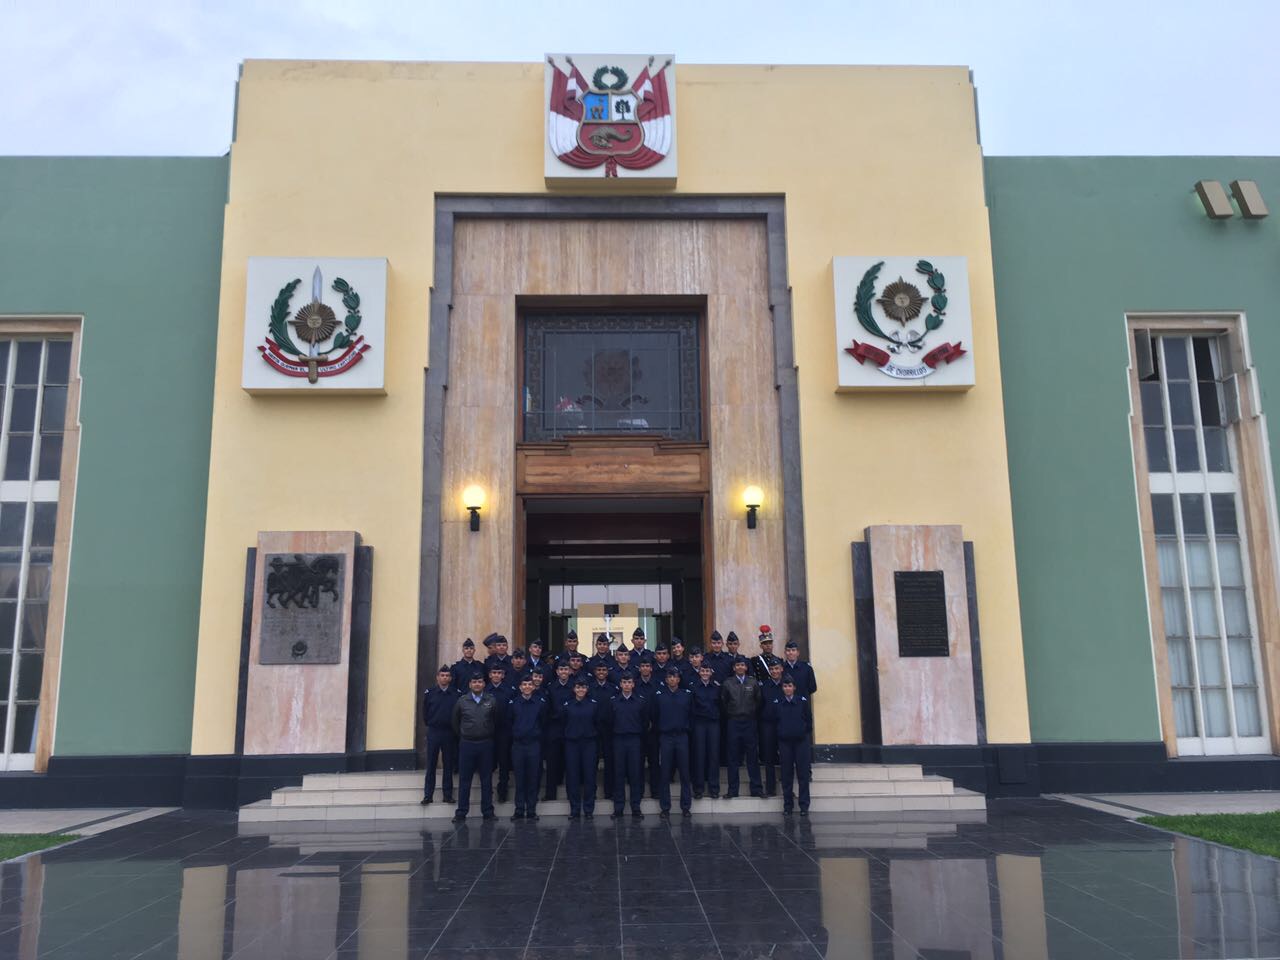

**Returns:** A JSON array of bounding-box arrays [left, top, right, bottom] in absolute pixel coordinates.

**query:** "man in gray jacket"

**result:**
[[720, 655, 763, 798], [452, 673, 499, 822]]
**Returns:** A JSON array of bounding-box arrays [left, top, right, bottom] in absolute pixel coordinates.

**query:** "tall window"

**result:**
[[0, 339, 70, 770], [522, 313, 701, 441], [1139, 332, 1269, 755]]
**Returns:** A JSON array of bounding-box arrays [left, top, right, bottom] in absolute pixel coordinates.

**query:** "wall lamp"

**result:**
[[743, 485, 763, 530], [462, 485, 486, 532]]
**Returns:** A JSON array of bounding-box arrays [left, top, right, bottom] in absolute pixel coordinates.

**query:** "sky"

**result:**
[[2, 0, 1277, 157]]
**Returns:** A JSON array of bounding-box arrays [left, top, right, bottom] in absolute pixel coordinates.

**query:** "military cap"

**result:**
[[519, 672, 536, 682], [781, 674, 796, 685], [488, 663, 506, 673], [511, 648, 527, 658], [482, 632, 502, 648], [463, 638, 475, 648], [569, 651, 584, 661], [566, 629, 578, 640], [733, 655, 749, 664], [618, 670, 637, 682], [573, 677, 588, 687], [688, 646, 703, 656], [592, 661, 610, 672], [671, 636, 684, 646], [759, 624, 773, 637], [759, 634, 774, 646], [726, 631, 740, 643], [698, 661, 714, 671], [785, 640, 799, 650], [555, 660, 571, 671], [438, 664, 453, 675], [766, 655, 783, 666], [614, 646, 632, 656], [709, 629, 723, 641], [665, 666, 681, 677], [632, 627, 646, 638], [637, 657, 653, 668], [529, 638, 544, 650]]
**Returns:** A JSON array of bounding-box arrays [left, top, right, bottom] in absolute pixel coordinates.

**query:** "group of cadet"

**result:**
[[421, 625, 818, 824]]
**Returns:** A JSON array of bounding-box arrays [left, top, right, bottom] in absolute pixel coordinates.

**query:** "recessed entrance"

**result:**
[[522, 497, 704, 651]]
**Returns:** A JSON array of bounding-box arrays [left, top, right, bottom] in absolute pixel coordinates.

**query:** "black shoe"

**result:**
[[783, 808, 794, 816], [452, 814, 466, 823], [482, 813, 498, 821], [584, 813, 594, 821], [611, 811, 624, 819], [569, 812, 581, 821], [511, 811, 525, 821], [528, 814, 540, 822], [420, 796, 431, 806], [682, 808, 691, 818], [765, 790, 777, 798], [443, 796, 454, 804], [709, 792, 720, 800], [694, 791, 704, 800], [659, 810, 670, 820], [750, 790, 764, 799], [799, 809, 809, 817], [632, 811, 644, 821], [725, 791, 739, 799]]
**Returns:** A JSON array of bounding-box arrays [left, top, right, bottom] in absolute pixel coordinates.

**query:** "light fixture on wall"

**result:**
[[1194, 180, 1234, 219], [743, 485, 763, 530], [462, 485, 486, 532], [1230, 180, 1269, 219]]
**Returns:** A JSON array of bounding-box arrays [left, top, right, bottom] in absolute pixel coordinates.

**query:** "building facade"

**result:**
[[0, 60, 1277, 806]]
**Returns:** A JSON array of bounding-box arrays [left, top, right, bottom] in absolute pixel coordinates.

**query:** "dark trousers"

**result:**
[[726, 716, 762, 795], [779, 737, 812, 811], [659, 733, 692, 812], [691, 720, 720, 797], [544, 733, 565, 800], [564, 738, 597, 815], [613, 735, 643, 812], [758, 722, 779, 795], [512, 739, 542, 815], [424, 729, 456, 801], [596, 731, 614, 798], [493, 731, 512, 795], [640, 732, 661, 797], [456, 738, 495, 818]]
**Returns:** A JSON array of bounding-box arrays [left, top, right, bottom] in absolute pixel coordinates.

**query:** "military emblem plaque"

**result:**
[[258, 552, 345, 664]]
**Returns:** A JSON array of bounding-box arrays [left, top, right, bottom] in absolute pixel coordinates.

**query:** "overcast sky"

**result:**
[[2, 0, 1276, 157]]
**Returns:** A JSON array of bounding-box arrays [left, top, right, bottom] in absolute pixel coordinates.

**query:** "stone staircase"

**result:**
[[239, 763, 985, 824]]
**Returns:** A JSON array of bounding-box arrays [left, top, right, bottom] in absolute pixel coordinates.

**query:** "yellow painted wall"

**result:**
[[190, 59, 1030, 754]]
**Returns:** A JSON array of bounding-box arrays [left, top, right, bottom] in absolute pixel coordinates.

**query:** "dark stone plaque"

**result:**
[[259, 553, 345, 664], [894, 570, 949, 657]]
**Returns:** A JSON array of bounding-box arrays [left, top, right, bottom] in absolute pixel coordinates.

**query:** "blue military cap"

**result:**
[[709, 629, 723, 641], [617, 670, 637, 682], [785, 640, 799, 650], [665, 666, 681, 677], [733, 655, 749, 664], [566, 629, 578, 640], [529, 638, 544, 650], [438, 664, 453, 675], [781, 674, 796, 685], [726, 631, 740, 643], [688, 646, 703, 656], [573, 677, 589, 687], [511, 647, 527, 658], [482, 632, 501, 648], [655, 642, 670, 652], [462, 638, 475, 648]]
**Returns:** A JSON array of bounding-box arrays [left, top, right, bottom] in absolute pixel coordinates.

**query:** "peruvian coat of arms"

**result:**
[[257, 266, 371, 383], [547, 56, 673, 177], [845, 260, 967, 380]]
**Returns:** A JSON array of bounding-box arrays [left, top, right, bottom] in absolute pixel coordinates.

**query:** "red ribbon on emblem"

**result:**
[[258, 336, 370, 379], [845, 341, 891, 367], [922, 342, 966, 368]]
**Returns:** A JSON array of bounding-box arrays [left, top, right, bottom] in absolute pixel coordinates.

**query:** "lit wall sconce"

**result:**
[[743, 485, 763, 529], [462, 485, 486, 532], [1195, 180, 1234, 219], [1230, 180, 1269, 219]]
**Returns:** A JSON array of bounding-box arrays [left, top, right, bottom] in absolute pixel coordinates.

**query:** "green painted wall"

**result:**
[[986, 156, 1280, 742], [0, 157, 227, 755]]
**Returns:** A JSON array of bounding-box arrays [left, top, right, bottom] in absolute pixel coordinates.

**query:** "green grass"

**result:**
[[0, 834, 77, 861], [1139, 812, 1280, 859]]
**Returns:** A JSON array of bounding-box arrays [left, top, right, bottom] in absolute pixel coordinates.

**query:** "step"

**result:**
[[241, 787, 985, 824]]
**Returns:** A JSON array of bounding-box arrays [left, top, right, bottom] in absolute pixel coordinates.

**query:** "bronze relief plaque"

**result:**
[[259, 552, 345, 664]]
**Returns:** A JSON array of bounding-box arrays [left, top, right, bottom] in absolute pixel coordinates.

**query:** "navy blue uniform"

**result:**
[[634, 675, 663, 796], [590, 679, 618, 794], [558, 696, 601, 816], [451, 658, 486, 693], [506, 694, 548, 816], [422, 684, 460, 802], [487, 681, 515, 798], [758, 677, 786, 795], [606, 693, 648, 814], [653, 685, 694, 813], [543, 679, 576, 800], [769, 694, 814, 812], [525, 656, 554, 684], [705, 651, 733, 683], [587, 652, 616, 677], [485, 654, 517, 685], [782, 657, 818, 697], [690, 678, 722, 797]]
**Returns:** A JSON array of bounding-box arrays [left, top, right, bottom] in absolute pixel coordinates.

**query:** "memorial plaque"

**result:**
[[259, 552, 345, 664], [894, 570, 949, 657]]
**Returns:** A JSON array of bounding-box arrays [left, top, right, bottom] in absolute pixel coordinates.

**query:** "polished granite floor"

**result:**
[[0, 798, 1276, 959]]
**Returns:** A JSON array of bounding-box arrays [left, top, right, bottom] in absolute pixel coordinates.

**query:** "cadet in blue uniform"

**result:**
[[690, 662, 721, 799], [451, 673, 499, 822], [721, 655, 763, 798], [757, 658, 787, 797], [555, 629, 581, 668], [506, 675, 548, 820], [543, 661, 576, 800], [608, 646, 634, 684], [633, 658, 662, 798], [566, 651, 588, 685], [606, 672, 647, 819], [705, 630, 731, 682], [483, 633, 516, 684], [486, 665, 514, 803], [510, 647, 529, 681], [587, 634, 615, 674], [782, 640, 817, 698], [652, 643, 671, 675], [526, 639, 553, 683], [771, 676, 814, 815], [590, 663, 618, 795], [451, 638, 485, 693], [668, 638, 688, 677], [421, 665, 460, 805], [654, 667, 694, 818], [681, 647, 705, 688], [559, 678, 600, 819]]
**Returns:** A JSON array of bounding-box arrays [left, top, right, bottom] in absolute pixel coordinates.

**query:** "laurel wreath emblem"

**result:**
[[855, 260, 948, 354], [592, 65, 628, 91], [268, 277, 363, 356]]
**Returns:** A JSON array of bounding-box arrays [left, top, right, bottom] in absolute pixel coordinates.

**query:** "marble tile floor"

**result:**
[[0, 798, 1276, 959]]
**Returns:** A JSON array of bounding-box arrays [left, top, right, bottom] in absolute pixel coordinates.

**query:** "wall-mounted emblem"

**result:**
[[545, 54, 677, 186], [242, 257, 387, 394], [833, 256, 975, 390], [259, 552, 344, 664]]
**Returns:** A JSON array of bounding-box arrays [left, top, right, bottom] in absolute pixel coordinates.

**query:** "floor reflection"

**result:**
[[0, 799, 1274, 958]]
